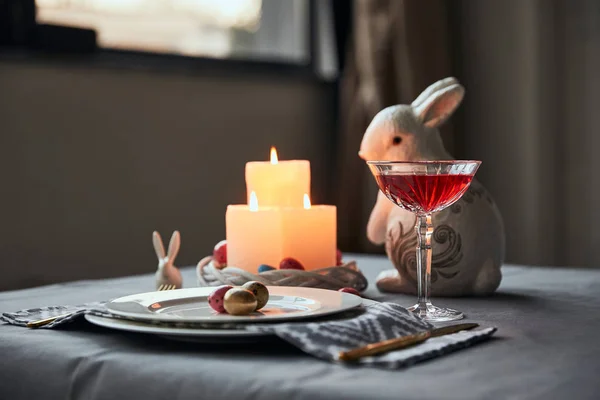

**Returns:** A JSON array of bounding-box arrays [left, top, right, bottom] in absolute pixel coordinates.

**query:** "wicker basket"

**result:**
[[196, 256, 368, 291]]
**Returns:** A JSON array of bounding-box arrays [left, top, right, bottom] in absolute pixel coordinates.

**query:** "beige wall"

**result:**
[[0, 59, 335, 290]]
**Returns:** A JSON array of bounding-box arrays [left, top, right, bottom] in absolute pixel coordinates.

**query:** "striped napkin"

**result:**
[[249, 302, 496, 368]]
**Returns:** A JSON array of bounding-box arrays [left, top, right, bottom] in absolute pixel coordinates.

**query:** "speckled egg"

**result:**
[[338, 287, 361, 296], [258, 264, 276, 273], [208, 285, 233, 313], [223, 288, 257, 316], [242, 281, 269, 310], [213, 240, 227, 268], [279, 257, 305, 270]]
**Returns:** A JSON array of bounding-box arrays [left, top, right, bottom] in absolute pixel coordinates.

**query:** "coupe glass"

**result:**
[[367, 160, 481, 322]]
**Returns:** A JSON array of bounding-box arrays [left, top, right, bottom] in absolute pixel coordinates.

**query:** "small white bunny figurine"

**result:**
[[153, 231, 183, 290], [359, 77, 505, 296]]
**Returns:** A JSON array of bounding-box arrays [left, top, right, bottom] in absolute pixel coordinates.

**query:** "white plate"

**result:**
[[105, 286, 363, 324], [84, 314, 269, 343]]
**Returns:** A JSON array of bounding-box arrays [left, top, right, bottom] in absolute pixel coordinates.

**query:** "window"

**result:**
[[35, 0, 310, 64]]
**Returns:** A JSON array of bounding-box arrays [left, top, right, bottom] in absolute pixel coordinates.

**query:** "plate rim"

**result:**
[[105, 286, 362, 324], [84, 313, 269, 338]]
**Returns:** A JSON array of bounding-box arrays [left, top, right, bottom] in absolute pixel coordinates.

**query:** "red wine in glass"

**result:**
[[374, 174, 474, 214], [367, 160, 481, 322]]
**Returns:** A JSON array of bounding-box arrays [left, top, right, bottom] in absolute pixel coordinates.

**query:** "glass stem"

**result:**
[[415, 214, 433, 310]]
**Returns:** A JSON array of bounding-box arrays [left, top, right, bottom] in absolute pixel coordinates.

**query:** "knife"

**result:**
[[338, 323, 479, 362], [26, 313, 75, 328]]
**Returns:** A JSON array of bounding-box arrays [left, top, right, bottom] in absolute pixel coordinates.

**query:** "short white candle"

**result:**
[[226, 193, 337, 273]]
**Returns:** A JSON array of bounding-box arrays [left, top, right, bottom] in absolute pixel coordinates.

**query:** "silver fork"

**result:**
[[27, 284, 177, 328]]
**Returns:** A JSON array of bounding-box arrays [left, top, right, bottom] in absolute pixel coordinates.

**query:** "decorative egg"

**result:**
[[258, 264, 276, 273], [338, 287, 361, 296], [208, 285, 233, 313], [336, 249, 343, 266], [213, 240, 227, 268], [242, 281, 269, 310], [223, 288, 257, 316], [280, 257, 305, 270]]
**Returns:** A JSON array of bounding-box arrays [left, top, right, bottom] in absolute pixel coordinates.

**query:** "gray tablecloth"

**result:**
[[1, 255, 599, 400]]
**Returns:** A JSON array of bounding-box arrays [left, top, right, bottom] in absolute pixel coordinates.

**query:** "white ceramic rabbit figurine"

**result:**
[[359, 77, 505, 296], [153, 231, 183, 290]]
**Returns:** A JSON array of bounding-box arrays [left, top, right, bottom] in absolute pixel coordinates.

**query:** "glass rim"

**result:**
[[366, 160, 481, 166]]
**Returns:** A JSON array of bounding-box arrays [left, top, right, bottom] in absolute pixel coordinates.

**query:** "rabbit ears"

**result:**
[[412, 77, 465, 128], [152, 231, 181, 261]]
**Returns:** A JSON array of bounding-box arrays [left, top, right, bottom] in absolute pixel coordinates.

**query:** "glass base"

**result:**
[[408, 303, 464, 322]]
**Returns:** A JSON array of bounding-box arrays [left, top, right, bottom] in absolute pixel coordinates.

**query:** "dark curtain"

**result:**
[[334, 0, 458, 253]]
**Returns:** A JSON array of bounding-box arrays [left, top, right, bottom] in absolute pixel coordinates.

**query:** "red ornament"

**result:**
[[213, 240, 227, 267], [338, 287, 360, 296], [279, 257, 305, 270], [208, 285, 233, 313], [336, 249, 343, 266]]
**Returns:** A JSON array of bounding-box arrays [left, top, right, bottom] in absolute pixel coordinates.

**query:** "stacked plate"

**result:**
[[86, 287, 364, 343]]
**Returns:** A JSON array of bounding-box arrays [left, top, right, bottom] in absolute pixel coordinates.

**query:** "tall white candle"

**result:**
[[245, 147, 310, 208]]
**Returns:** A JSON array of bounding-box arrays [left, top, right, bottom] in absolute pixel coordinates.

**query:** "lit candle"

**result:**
[[226, 193, 337, 273], [280, 194, 337, 271], [245, 147, 310, 208], [226, 192, 284, 272]]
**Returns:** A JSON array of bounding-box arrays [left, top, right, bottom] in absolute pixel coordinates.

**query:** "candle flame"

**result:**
[[270, 147, 278, 165], [303, 194, 311, 210], [249, 191, 259, 211]]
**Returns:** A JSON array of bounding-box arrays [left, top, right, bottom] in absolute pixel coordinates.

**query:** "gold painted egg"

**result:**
[[223, 288, 257, 316], [242, 281, 269, 311]]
